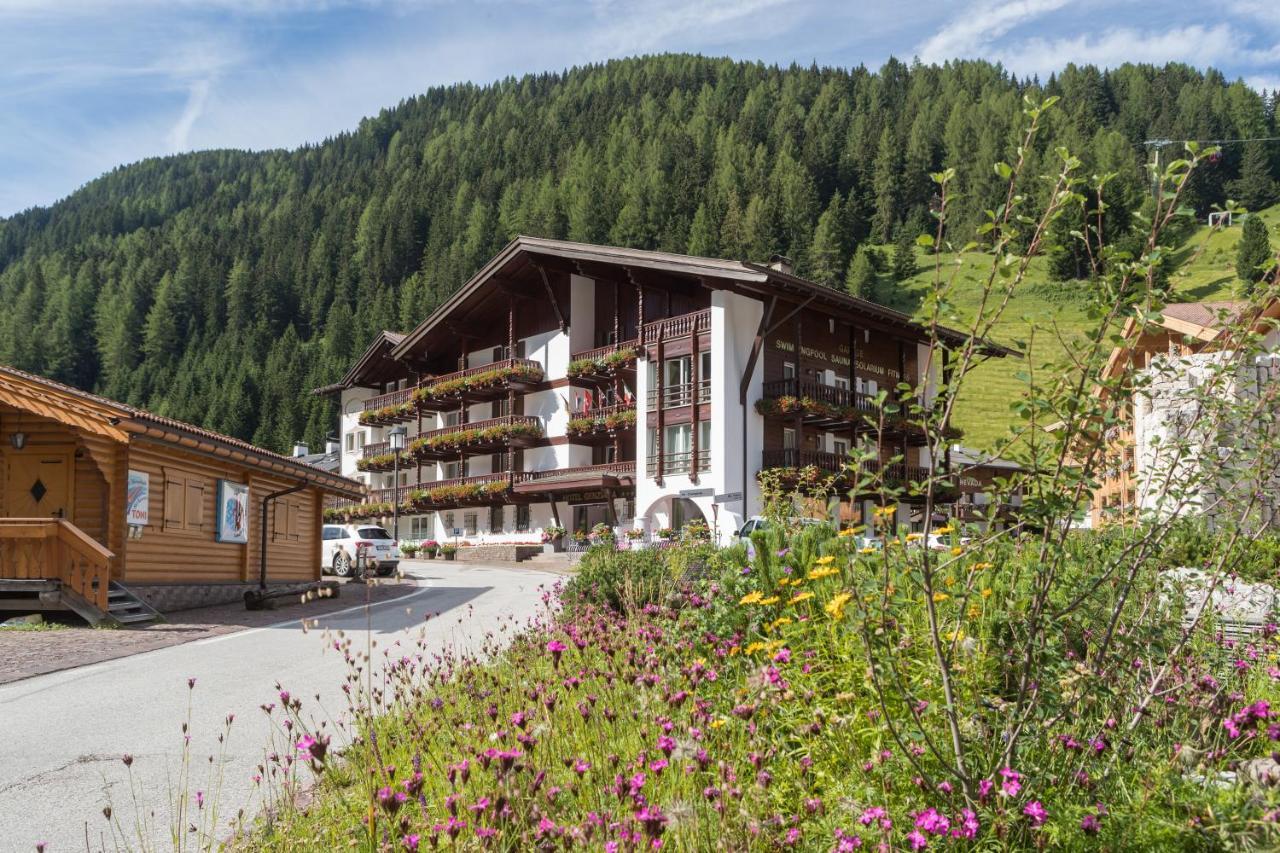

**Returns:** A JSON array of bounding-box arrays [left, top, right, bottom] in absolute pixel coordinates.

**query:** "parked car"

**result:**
[[736, 516, 825, 538], [854, 535, 884, 552], [322, 524, 400, 576]]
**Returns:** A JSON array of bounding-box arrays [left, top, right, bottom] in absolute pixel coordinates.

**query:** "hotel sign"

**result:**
[[773, 339, 899, 379]]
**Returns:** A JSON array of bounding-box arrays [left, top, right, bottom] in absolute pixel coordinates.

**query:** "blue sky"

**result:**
[[2, 0, 1279, 217]]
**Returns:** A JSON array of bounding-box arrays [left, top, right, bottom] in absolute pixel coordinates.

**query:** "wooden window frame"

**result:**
[[161, 468, 208, 536]]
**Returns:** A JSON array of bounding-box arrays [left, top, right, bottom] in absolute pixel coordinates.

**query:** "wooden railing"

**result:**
[[422, 358, 543, 390], [0, 519, 112, 612], [571, 340, 640, 364], [362, 386, 416, 413], [761, 378, 878, 413], [641, 309, 711, 343], [514, 461, 636, 483], [417, 414, 540, 442], [759, 451, 937, 488], [570, 401, 636, 420]]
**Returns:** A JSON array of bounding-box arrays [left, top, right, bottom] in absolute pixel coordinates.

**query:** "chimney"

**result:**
[[767, 254, 794, 275], [325, 436, 340, 455], [292, 442, 309, 458]]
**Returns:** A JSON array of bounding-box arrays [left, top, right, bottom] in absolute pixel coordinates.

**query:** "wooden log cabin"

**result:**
[[0, 365, 364, 623]]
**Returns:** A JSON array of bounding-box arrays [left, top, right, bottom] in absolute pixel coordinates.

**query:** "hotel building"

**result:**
[[317, 238, 1012, 546]]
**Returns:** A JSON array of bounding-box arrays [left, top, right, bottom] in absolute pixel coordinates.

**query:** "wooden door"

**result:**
[[4, 451, 73, 519]]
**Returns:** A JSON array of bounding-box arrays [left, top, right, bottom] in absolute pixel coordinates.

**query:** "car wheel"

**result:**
[[332, 552, 352, 578]]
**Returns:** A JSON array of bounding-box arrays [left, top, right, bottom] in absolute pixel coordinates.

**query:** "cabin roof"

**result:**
[[0, 364, 365, 498]]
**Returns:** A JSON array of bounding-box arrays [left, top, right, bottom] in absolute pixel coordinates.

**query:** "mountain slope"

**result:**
[[0, 54, 1274, 452]]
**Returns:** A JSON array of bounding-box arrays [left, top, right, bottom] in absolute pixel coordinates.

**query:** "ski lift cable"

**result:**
[[1142, 135, 1280, 148]]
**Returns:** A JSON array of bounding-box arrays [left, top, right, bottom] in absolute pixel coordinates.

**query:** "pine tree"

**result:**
[[891, 229, 918, 282], [806, 192, 847, 287], [845, 246, 878, 299], [1237, 215, 1273, 285], [1229, 142, 1277, 212], [872, 125, 903, 242]]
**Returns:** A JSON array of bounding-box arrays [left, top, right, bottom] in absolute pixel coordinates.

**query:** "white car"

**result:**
[[322, 524, 400, 577]]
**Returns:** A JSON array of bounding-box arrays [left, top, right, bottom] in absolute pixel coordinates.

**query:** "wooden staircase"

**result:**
[[0, 518, 157, 626]]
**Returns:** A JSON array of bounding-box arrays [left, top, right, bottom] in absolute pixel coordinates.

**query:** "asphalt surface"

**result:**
[[0, 563, 559, 852]]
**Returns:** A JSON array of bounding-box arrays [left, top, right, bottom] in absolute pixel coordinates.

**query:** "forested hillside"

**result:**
[[0, 54, 1276, 451]]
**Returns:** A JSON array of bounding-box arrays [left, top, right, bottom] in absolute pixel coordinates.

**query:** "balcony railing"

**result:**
[[359, 386, 418, 425], [571, 340, 641, 365], [357, 440, 411, 472], [410, 415, 542, 458], [760, 450, 942, 491], [414, 358, 545, 408], [646, 378, 712, 410], [760, 378, 876, 414], [641, 309, 711, 343], [361, 386, 415, 414], [514, 461, 636, 484], [646, 451, 712, 477]]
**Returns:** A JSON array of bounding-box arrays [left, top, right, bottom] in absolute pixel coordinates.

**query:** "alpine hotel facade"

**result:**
[[319, 238, 1010, 546]]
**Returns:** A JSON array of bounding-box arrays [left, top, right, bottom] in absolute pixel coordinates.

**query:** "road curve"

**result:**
[[0, 563, 559, 852]]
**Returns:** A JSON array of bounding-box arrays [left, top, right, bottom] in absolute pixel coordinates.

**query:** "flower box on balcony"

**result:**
[[410, 420, 543, 457], [566, 408, 636, 436], [358, 400, 416, 426], [413, 361, 544, 403], [356, 452, 398, 472], [566, 346, 638, 380]]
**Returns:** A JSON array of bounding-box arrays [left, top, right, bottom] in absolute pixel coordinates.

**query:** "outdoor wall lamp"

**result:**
[[10, 431, 26, 449]]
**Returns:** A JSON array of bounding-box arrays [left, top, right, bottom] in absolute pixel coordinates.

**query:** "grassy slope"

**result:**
[[895, 204, 1280, 450]]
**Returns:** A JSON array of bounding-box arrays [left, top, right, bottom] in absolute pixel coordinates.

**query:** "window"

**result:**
[[834, 376, 849, 391], [345, 432, 355, 453], [834, 439, 849, 458], [515, 505, 530, 533], [489, 505, 504, 533], [443, 512, 455, 534], [783, 362, 796, 380], [409, 516, 434, 540], [783, 428, 797, 450], [464, 513, 478, 536], [593, 444, 616, 464], [322, 525, 343, 540], [162, 470, 208, 534]]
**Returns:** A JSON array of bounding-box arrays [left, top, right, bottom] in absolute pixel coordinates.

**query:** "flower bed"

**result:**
[[410, 420, 543, 455], [358, 400, 415, 426], [566, 346, 638, 378], [414, 362, 544, 402], [565, 408, 636, 436]]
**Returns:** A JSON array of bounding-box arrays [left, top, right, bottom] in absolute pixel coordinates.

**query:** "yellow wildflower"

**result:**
[[934, 525, 954, 535], [837, 527, 857, 538], [950, 546, 963, 557], [973, 562, 993, 571], [768, 617, 793, 631], [807, 565, 840, 580], [906, 533, 923, 542], [825, 592, 853, 620], [967, 605, 981, 619], [759, 596, 780, 606], [709, 718, 726, 729], [981, 588, 993, 599], [945, 629, 965, 642], [944, 575, 957, 586], [859, 546, 877, 554], [790, 591, 814, 604], [767, 640, 786, 651], [815, 555, 836, 565], [932, 591, 949, 603], [740, 591, 764, 605], [743, 641, 766, 655]]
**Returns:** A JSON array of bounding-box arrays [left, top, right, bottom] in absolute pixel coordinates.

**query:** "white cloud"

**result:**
[[915, 0, 1073, 63], [167, 78, 211, 150], [991, 24, 1274, 77]]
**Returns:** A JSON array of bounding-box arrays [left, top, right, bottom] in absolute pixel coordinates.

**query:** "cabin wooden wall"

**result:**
[[0, 404, 114, 549], [123, 440, 322, 585]]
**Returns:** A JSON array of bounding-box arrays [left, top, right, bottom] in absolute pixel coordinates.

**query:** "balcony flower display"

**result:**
[[755, 395, 857, 422], [355, 451, 398, 472], [566, 408, 636, 436], [541, 525, 566, 543], [414, 361, 544, 401], [410, 420, 543, 455], [358, 400, 415, 426], [403, 479, 512, 509], [566, 346, 638, 378], [324, 501, 393, 523]]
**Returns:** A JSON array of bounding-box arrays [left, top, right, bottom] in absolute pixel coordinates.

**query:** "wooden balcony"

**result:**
[[566, 403, 637, 444], [759, 450, 955, 502], [513, 461, 636, 494], [356, 440, 411, 473], [641, 309, 711, 343], [413, 358, 545, 410], [410, 415, 543, 460], [358, 387, 417, 426], [568, 340, 640, 381], [758, 378, 948, 440]]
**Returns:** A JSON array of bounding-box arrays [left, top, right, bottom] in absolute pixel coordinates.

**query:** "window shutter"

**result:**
[[185, 481, 205, 530], [287, 502, 300, 541], [273, 501, 287, 541], [164, 479, 184, 528]]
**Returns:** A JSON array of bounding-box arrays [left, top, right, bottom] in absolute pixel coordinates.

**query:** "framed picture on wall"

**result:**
[[216, 480, 250, 543]]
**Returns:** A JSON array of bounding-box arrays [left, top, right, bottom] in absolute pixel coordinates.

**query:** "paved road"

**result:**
[[0, 563, 558, 852]]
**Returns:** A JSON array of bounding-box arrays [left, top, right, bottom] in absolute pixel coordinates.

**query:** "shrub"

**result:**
[[565, 545, 670, 612]]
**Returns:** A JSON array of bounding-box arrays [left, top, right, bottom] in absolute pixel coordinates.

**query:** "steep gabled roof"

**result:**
[[313, 330, 407, 394], [390, 237, 1018, 362]]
